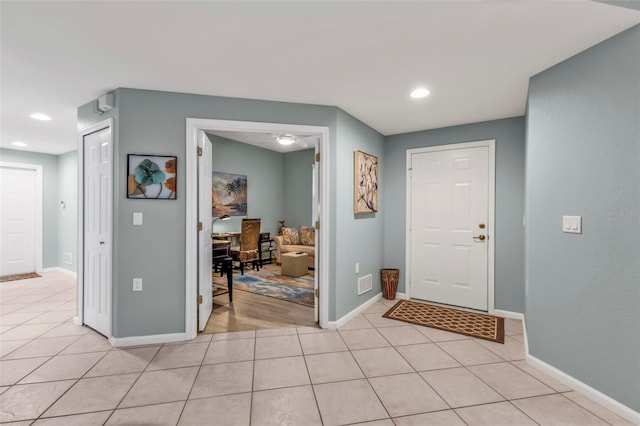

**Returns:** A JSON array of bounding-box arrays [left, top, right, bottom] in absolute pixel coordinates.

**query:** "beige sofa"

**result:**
[[274, 236, 315, 269]]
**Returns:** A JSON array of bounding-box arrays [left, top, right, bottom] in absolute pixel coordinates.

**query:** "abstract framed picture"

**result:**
[[127, 154, 177, 199], [354, 150, 378, 214], [212, 171, 248, 216]]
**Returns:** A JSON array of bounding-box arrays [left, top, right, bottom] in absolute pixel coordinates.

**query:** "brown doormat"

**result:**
[[383, 300, 504, 343], [0, 272, 41, 283]]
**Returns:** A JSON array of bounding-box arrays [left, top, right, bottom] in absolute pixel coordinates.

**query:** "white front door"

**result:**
[[0, 165, 38, 275], [198, 131, 213, 331], [409, 144, 490, 311], [83, 126, 112, 336]]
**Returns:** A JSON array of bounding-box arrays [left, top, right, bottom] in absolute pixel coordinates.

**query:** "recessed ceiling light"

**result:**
[[410, 88, 431, 99], [30, 113, 51, 121], [12, 141, 28, 147], [277, 134, 296, 146]]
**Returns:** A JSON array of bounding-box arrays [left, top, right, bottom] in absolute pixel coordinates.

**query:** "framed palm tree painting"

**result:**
[[212, 171, 248, 216]]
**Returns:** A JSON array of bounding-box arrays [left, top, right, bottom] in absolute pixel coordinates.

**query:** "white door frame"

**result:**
[[405, 139, 496, 313], [75, 117, 114, 339], [185, 118, 330, 339], [0, 161, 43, 274]]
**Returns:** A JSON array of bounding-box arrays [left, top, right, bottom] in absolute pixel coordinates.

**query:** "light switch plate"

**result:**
[[562, 215, 582, 234], [133, 212, 143, 226], [133, 278, 143, 291]]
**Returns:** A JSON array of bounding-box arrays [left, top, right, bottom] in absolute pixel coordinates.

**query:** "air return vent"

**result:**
[[358, 274, 373, 295]]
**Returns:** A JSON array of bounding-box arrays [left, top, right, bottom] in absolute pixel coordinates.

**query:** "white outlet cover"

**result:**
[[133, 212, 143, 225], [562, 215, 582, 234], [133, 278, 143, 291]]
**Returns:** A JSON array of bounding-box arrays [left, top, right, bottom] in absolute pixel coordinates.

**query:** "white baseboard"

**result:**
[[526, 354, 640, 424], [72, 316, 82, 326], [493, 309, 524, 321], [109, 332, 189, 347], [42, 267, 77, 277], [327, 293, 382, 329], [395, 292, 409, 300]]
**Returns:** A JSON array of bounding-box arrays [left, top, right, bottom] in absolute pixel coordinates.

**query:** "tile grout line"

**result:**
[[297, 327, 326, 425]]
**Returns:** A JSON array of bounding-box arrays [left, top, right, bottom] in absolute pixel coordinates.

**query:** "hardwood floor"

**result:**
[[201, 265, 317, 334]]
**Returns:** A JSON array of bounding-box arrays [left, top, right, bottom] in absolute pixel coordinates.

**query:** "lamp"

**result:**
[[212, 214, 230, 227]]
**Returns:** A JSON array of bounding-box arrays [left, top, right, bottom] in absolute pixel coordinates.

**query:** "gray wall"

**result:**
[[0, 148, 60, 269], [334, 110, 385, 319], [58, 150, 77, 272], [526, 25, 640, 411], [383, 117, 526, 313], [207, 134, 284, 237], [283, 148, 315, 229]]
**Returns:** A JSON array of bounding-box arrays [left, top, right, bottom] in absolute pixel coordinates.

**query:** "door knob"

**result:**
[[479, 223, 486, 229], [473, 235, 486, 241]]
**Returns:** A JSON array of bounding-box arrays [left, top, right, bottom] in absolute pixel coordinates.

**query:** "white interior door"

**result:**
[[410, 145, 489, 311], [83, 126, 112, 336], [198, 131, 213, 331], [312, 161, 319, 323], [0, 166, 38, 275]]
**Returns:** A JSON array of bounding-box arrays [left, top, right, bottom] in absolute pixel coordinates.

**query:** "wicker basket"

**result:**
[[381, 268, 399, 300]]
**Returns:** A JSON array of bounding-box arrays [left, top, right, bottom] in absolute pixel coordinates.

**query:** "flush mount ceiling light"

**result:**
[[277, 134, 296, 145], [410, 88, 431, 99], [12, 141, 28, 147], [30, 113, 52, 121]]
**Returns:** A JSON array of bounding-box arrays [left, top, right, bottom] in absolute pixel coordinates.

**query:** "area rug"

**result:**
[[383, 300, 504, 343], [0, 272, 41, 283], [213, 270, 314, 307]]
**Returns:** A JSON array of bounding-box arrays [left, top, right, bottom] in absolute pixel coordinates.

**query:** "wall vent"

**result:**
[[63, 252, 72, 264], [358, 274, 373, 295]]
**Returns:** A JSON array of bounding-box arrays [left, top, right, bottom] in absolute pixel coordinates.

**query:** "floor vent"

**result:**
[[358, 274, 373, 295]]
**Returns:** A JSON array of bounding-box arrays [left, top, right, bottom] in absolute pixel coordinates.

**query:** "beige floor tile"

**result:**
[[85, 346, 159, 377], [203, 338, 254, 364], [314, 379, 388, 425], [0, 311, 42, 325], [393, 410, 466, 426], [0, 380, 75, 422], [370, 372, 448, 417], [513, 394, 609, 425], [377, 325, 431, 346], [189, 361, 253, 399], [38, 323, 91, 339], [0, 325, 16, 334], [563, 391, 635, 426], [510, 360, 573, 392], [305, 351, 364, 384], [255, 327, 297, 338], [338, 314, 374, 330], [251, 386, 327, 426], [255, 335, 302, 359], [3, 336, 79, 359], [362, 302, 391, 314], [211, 330, 256, 341], [58, 334, 113, 355], [119, 367, 198, 408], [363, 313, 406, 328], [106, 401, 184, 425], [396, 343, 460, 372], [475, 336, 525, 361], [253, 356, 309, 391], [25, 311, 75, 325], [455, 401, 538, 425], [0, 304, 28, 314], [355, 420, 395, 426], [352, 347, 413, 377], [0, 339, 30, 358], [179, 393, 251, 426], [414, 325, 472, 342], [296, 326, 329, 334], [511, 334, 525, 343], [468, 362, 554, 400], [0, 356, 50, 385], [437, 340, 505, 365], [146, 342, 208, 370], [421, 367, 504, 408], [298, 331, 347, 355], [34, 411, 112, 425], [20, 352, 106, 383], [14, 302, 67, 314], [504, 318, 523, 335], [0, 385, 8, 395], [0, 323, 59, 341], [44, 373, 138, 417], [339, 328, 390, 350]]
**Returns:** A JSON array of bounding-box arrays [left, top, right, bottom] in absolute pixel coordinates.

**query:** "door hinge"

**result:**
[[315, 288, 319, 298], [315, 220, 320, 230], [197, 222, 203, 231], [315, 152, 320, 162], [197, 147, 203, 157], [197, 294, 203, 304]]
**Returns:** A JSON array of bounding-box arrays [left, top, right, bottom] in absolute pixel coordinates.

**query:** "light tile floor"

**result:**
[[0, 272, 634, 425]]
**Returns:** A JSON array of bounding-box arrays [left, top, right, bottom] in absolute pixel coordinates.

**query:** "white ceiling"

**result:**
[[207, 130, 318, 153], [1, 1, 639, 155]]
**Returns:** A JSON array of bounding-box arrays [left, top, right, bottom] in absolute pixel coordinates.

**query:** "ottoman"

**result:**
[[281, 252, 309, 278]]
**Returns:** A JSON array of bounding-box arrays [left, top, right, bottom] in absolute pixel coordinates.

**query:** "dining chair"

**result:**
[[230, 218, 261, 275]]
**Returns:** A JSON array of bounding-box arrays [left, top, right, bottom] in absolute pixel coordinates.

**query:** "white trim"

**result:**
[[327, 293, 382, 329], [0, 161, 43, 274], [77, 118, 114, 341], [185, 118, 331, 340], [405, 139, 496, 313], [395, 292, 409, 300], [109, 332, 189, 348], [42, 267, 77, 277], [526, 354, 640, 424], [493, 309, 524, 321]]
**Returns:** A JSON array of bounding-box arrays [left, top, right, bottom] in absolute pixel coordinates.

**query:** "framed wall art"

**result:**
[[212, 171, 248, 216], [127, 154, 177, 199], [354, 150, 378, 214]]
